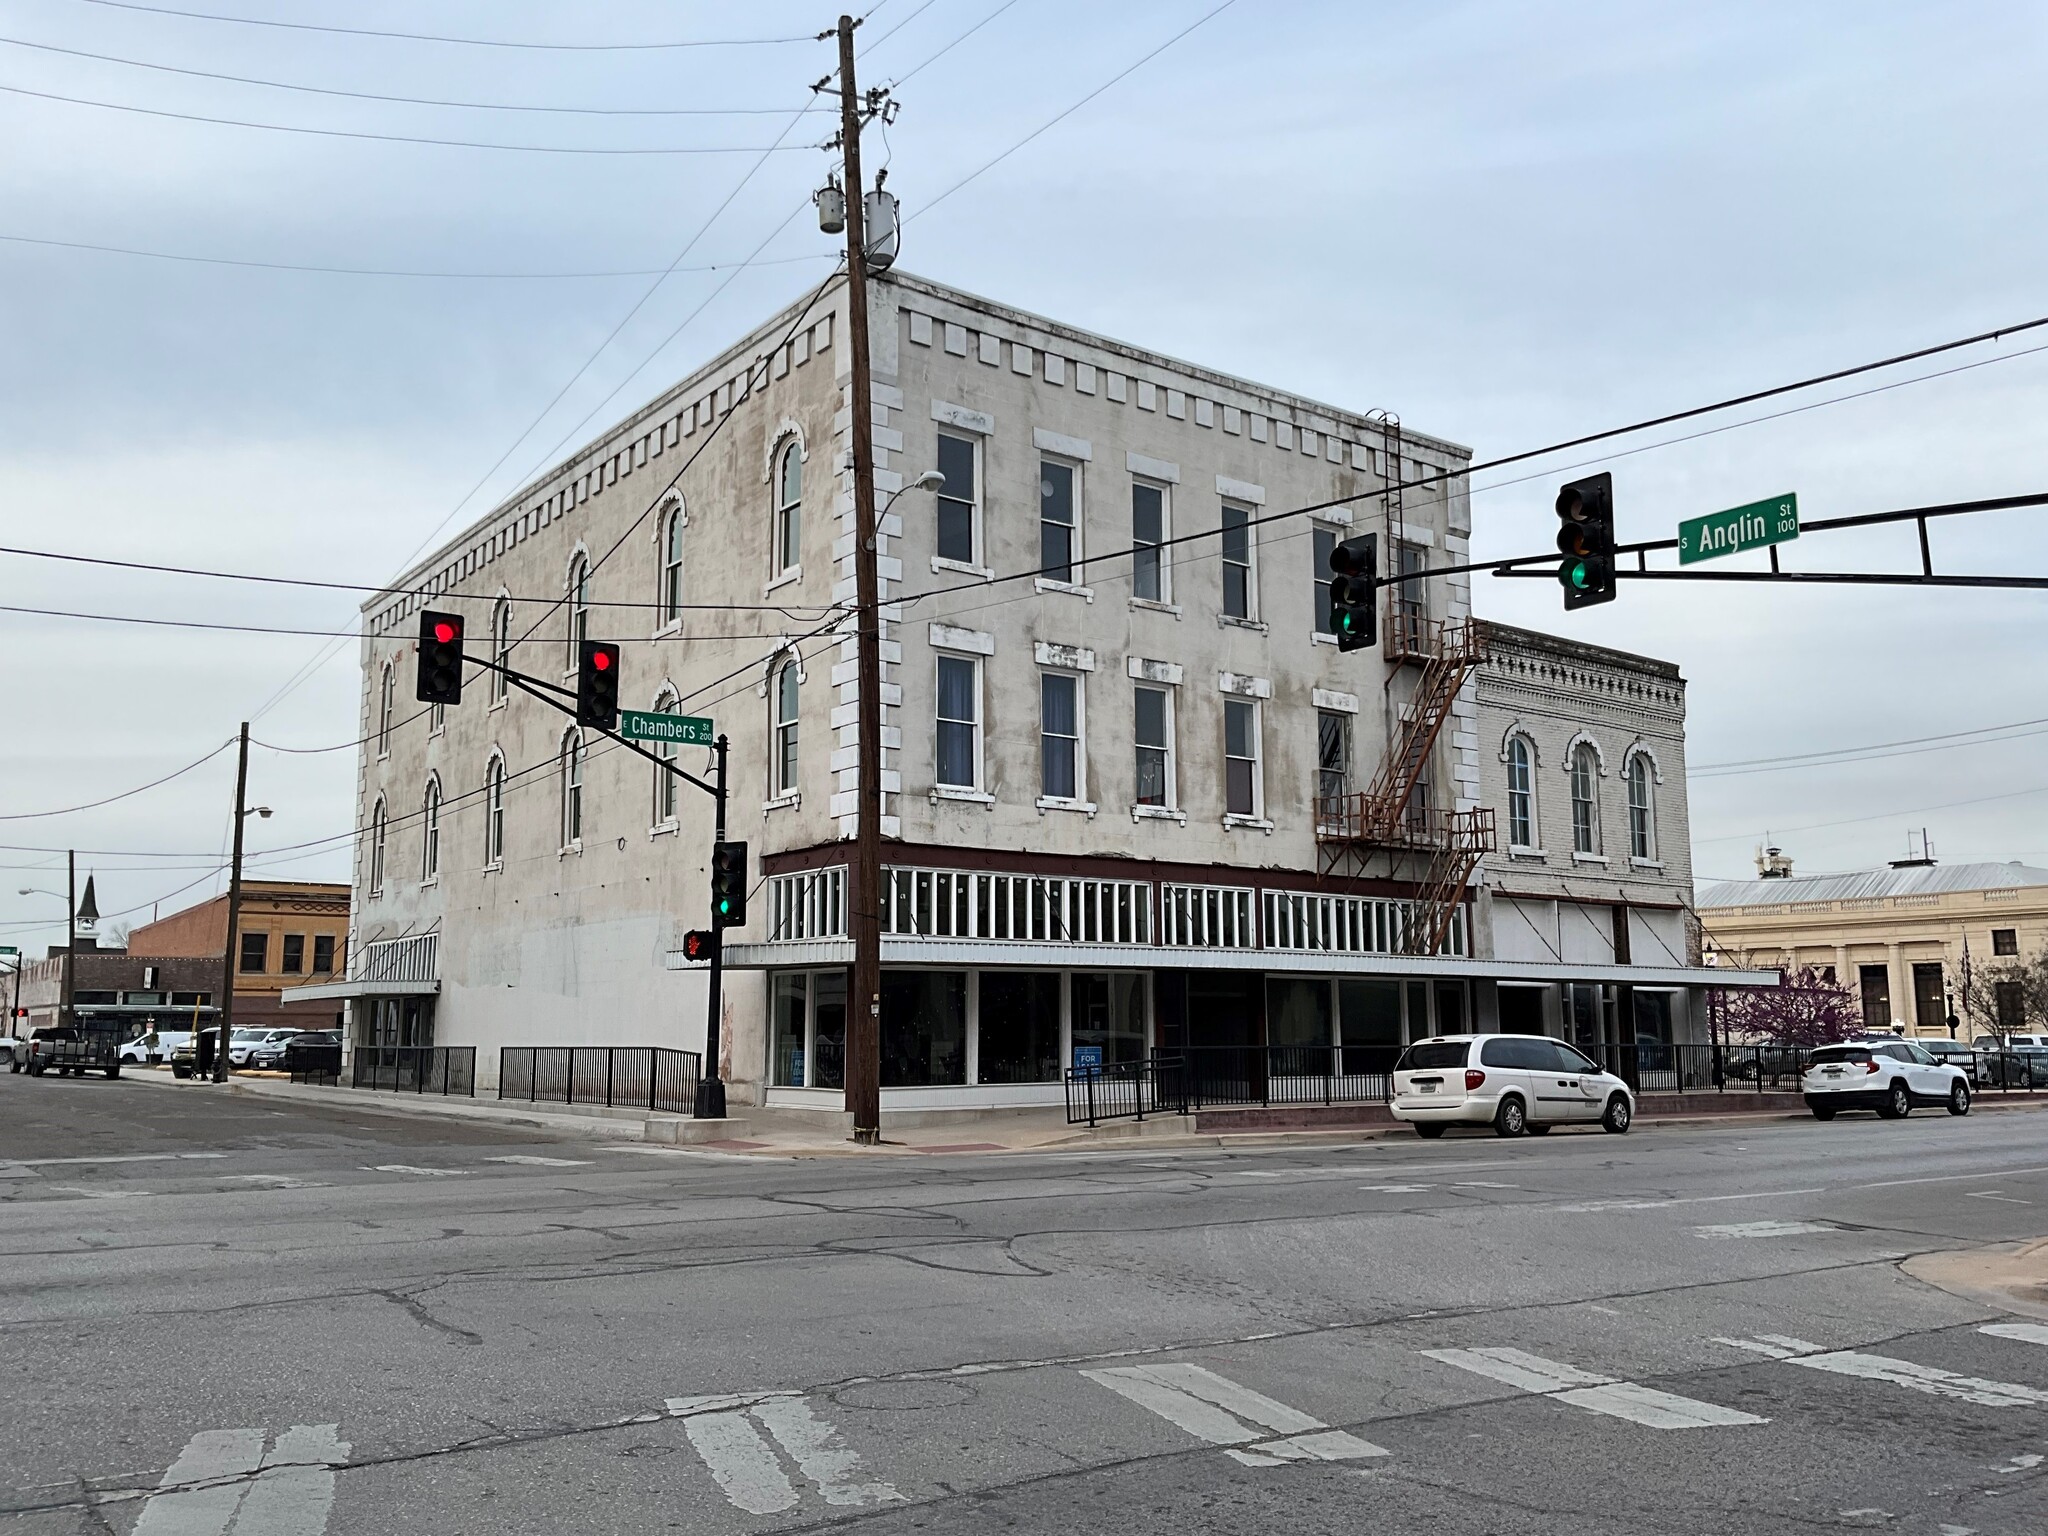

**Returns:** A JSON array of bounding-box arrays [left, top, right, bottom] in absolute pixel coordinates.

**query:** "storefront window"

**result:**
[[812, 971, 846, 1089], [978, 971, 1061, 1083], [1434, 981, 1466, 1035], [773, 974, 807, 1087], [1406, 981, 1432, 1044], [882, 971, 967, 1086], [1266, 978, 1333, 1073], [1071, 972, 1146, 1068], [1338, 979, 1403, 1074]]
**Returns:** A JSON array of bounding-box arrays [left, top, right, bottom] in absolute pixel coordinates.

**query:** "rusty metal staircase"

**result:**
[[1318, 618, 1495, 955]]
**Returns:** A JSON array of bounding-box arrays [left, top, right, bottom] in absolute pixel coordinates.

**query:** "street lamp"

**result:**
[[866, 470, 948, 552], [17, 884, 69, 1032]]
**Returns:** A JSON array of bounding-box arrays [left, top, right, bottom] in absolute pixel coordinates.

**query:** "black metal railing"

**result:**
[[352, 1045, 476, 1096], [286, 1041, 342, 1085], [1064, 1056, 1188, 1126], [1179, 1044, 1401, 1109], [499, 1046, 702, 1116]]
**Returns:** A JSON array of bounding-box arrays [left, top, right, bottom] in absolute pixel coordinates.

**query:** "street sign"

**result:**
[[618, 710, 715, 747], [1679, 493, 1799, 565], [0, 945, 16, 956]]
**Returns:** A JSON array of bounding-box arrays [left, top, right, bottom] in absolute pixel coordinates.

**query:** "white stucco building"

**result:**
[[298, 271, 1753, 1112]]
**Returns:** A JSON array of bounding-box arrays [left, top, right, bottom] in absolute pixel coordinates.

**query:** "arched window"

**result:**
[[483, 755, 505, 865], [1506, 737, 1536, 849], [377, 663, 395, 754], [1570, 742, 1600, 855], [368, 798, 387, 894], [773, 440, 802, 574], [560, 728, 585, 848], [652, 691, 680, 825], [490, 596, 511, 703], [772, 659, 800, 796], [421, 778, 441, 881], [1626, 753, 1655, 861], [660, 505, 685, 624], [565, 555, 590, 669]]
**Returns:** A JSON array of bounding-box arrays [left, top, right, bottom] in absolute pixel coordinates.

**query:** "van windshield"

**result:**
[[1397, 1042, 1469, 1071]]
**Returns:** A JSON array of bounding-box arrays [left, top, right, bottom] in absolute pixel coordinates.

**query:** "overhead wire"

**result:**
[[0, 602, 832, 641], [1690, 715, 2048, 777], [67, 1, 817, 51], [0, 737, 234, 821]]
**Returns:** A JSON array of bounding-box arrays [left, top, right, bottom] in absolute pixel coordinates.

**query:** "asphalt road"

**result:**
[[6, 1073, 2048, 1535]]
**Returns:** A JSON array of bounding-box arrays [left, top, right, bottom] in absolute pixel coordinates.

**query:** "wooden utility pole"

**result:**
[[215, 722, 250, 1083], [63, 849, 75, 1031], [836, 12, 883, 1144]]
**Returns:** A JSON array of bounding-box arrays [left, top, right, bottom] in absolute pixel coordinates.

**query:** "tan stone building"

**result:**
[[127, 881, 350, 1029], [1695, 857, 2048, 1037]]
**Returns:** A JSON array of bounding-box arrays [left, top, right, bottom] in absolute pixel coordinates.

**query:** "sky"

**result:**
[[1, 0, 2044, 952]]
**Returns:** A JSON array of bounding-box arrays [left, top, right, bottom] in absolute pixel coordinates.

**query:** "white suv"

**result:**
[[1391, 1034, 1635, 1139], [1803, 1039, 1970, 1120]]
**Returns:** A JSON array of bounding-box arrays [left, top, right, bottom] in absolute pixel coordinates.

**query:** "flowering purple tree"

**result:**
[[1715, 964, 1862, 1048]]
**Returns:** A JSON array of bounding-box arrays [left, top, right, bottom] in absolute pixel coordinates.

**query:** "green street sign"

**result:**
[[618, 710, 715, 747], [0, 945, 15, 956], [1679, 493, 1799, 565]]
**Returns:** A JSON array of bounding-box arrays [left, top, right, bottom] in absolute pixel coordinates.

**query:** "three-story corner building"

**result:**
[[324, 271, 1754, 1111]]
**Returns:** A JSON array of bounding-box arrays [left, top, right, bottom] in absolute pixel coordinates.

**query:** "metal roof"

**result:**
[[1697, 861, 2048, 909]]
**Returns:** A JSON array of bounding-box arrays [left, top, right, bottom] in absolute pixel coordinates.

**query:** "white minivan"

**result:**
[[1391, 1034, 1635, 1138]]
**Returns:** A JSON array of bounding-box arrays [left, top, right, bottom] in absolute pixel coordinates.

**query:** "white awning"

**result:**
[[280, 978, 440, 1002], [678, 939, 1777, 990]]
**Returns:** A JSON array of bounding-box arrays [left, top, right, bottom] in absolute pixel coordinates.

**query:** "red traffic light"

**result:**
[[592, 649, 612, 672], [433, 620, 457, 644]]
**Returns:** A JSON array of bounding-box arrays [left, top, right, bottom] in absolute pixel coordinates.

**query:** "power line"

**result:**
[[68, 1, 816, 51], [1693, 782, 2048, 846], [887, 0, 1025, 87], [0, 602, 839, 640], [0, 80, 819, 153], [0, 230, 834, 281], [0, 34, 833, 115], [1691, 715, 2048, 776], [889, 308, 2048, 613], [0, 738, 233, 821]]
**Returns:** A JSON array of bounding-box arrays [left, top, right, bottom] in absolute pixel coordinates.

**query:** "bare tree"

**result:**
[[1960, 948, 2048, 1038]]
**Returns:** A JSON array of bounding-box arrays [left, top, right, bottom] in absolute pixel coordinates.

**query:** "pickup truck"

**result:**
[[24, 1025, 122, 1079]]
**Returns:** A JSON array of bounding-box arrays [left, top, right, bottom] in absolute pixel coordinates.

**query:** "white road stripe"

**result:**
[[134, 1428, 266, 1536], [1425, 1348, 1765, 1429], [234, 1425, 349, 1536], [220, 1175, 314, 1189], [483, 1155, 592, 1167], [681, 1412, 798, 1515], [750, 1397, 902, 1507], [1695, 1220, 1835, 1239], [1083, 1364, 1386, 1464], [1360, 1184, 1434, 1194], [0, 1151, 227, 1169], [1981, 1323, 2048, 1348], [1719, 1336, 2048, 1406], [361, 1165, 470, 1176]]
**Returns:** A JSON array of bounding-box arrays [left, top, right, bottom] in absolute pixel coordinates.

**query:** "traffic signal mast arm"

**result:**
[[489, 662, 721, 799]]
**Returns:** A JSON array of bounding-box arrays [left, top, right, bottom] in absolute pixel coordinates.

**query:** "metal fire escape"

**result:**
[[1317, 412, 1495, 956]]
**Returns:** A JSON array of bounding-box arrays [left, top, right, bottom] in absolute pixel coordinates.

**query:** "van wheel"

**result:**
[[1493, 1096, 1527, 1137], [1879, 1080, 1911, 1119], [1602, 1095, 1633, 1134], [1948, 1081, 1971, 1116], [1414, 1124, 1445, 1139]]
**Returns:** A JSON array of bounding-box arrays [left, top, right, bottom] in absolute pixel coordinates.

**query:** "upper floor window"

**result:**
[[281, 934, 305, 975], [1134, 685, 1173, 808], [1221, 504, 1255, 620], [312, 933, 336, 974], [1312, 526, 1337, 635], [239, 931, 268, 974], [936, 654, 980, 788], [561, 728, 585, 848], [1994, 928, 2020, 957], [1570, 742, 1600, 855], [1040, 673, 1081, 802], [774, 440, 802, 574], [1224, 699, 1260, 818], [1039, 459, 1078, 584], [377, 664, 395, 755], [490, 596, 511, 703], [1132, 481, 1169, 603], [566, 556, 590, 669], [369, 798, 387, 894], [773, 661, 800, 797], [1506, 737, 1536, 849], [421, 777, 442, 881], [1390, 540, 1426, 651], [648, 692, 680, 825], [660, 505, 685, 624], [484, 754, 506, 864], [1625, 753, 1655, 860], [935, 432, 978, 566], [1316, 710, 1350, 817]]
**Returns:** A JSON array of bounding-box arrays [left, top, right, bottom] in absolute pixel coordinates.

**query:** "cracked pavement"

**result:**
[[5, 1072, 2048, 1533]]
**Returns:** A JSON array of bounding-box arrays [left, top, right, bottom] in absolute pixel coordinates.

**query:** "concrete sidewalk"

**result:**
[[116, 1065, 2048, 1158]]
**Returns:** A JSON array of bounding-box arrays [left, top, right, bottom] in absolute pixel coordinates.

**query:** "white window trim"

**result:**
[[1037, 453, 1084, 591], [1035, 669, 1093, 816], [934, 428, 984, 573], [763, 566, 803, 597], [1131, 475, 1173, 608], [376, 663, 394, 759], [1131, 681, 1181, 823], [1034, 576, 1094, 601], [420, 775, 443, 885], [1310, 521, 1348, 639], [482, 752, 506, 871], [1623, 745, 1660, 863], [488, 592, 512, 710], [1222, 697, 1266, 829], [771, 435, 804, 578], [771, 660, 801, 800], [560, 728, 585, 855], [563, 548, 592, 677], [654, 500, 688, 637], [933, 649, 985, 795], [1568, 740, 1603, 858], [1220, 501, 1259, 624], [1505, 732, 1541, 853], [649, 691, 682, 833], [368, 797, 387, 895]]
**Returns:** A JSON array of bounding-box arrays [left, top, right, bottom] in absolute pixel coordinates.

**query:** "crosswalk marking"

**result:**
[[134, 1425, 348, 1536], [1981, 1322, 2048, 1348], [362, 1165, 470, 1176], [1695, 1220, 1835, 1239], [1718, 1335, 2048, 1407], [1423, 1348, 1766, 1429], [666, 1393, 901, 1514], [1081, 1363, 1387, 1466], [483, 1155, 592, 1167]]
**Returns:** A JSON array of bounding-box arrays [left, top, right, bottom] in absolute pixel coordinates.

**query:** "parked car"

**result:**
[[2, 1031, 26, 1071], [246, 1028, 320, 1070], [170, 1028, 220, 1078], [1917, 1038, 1982, 1082], [226, 1027, 301, 1068], [1802, 1039, 1970, 1119], [1983, 1045, 2048, 1089], [1391, 1034, 1634, 1138], [1723, 1042, 1806, 1085], [119, 1031, 167, 1065]]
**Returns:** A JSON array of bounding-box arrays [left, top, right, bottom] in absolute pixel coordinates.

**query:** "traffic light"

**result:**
[[710, 841, 748, 928], [416, 610, 465, 705], [680, 929, 718, 963], [1327, 532, 1378, 651], [1555, 471, 1616, 610], [576, 640, 620, 729]]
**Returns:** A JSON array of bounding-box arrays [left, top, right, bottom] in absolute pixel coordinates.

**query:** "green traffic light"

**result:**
[[1568, 560, 1590, 590]]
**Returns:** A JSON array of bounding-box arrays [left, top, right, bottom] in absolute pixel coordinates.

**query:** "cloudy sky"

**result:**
[[1, 0, 2044, 950]]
